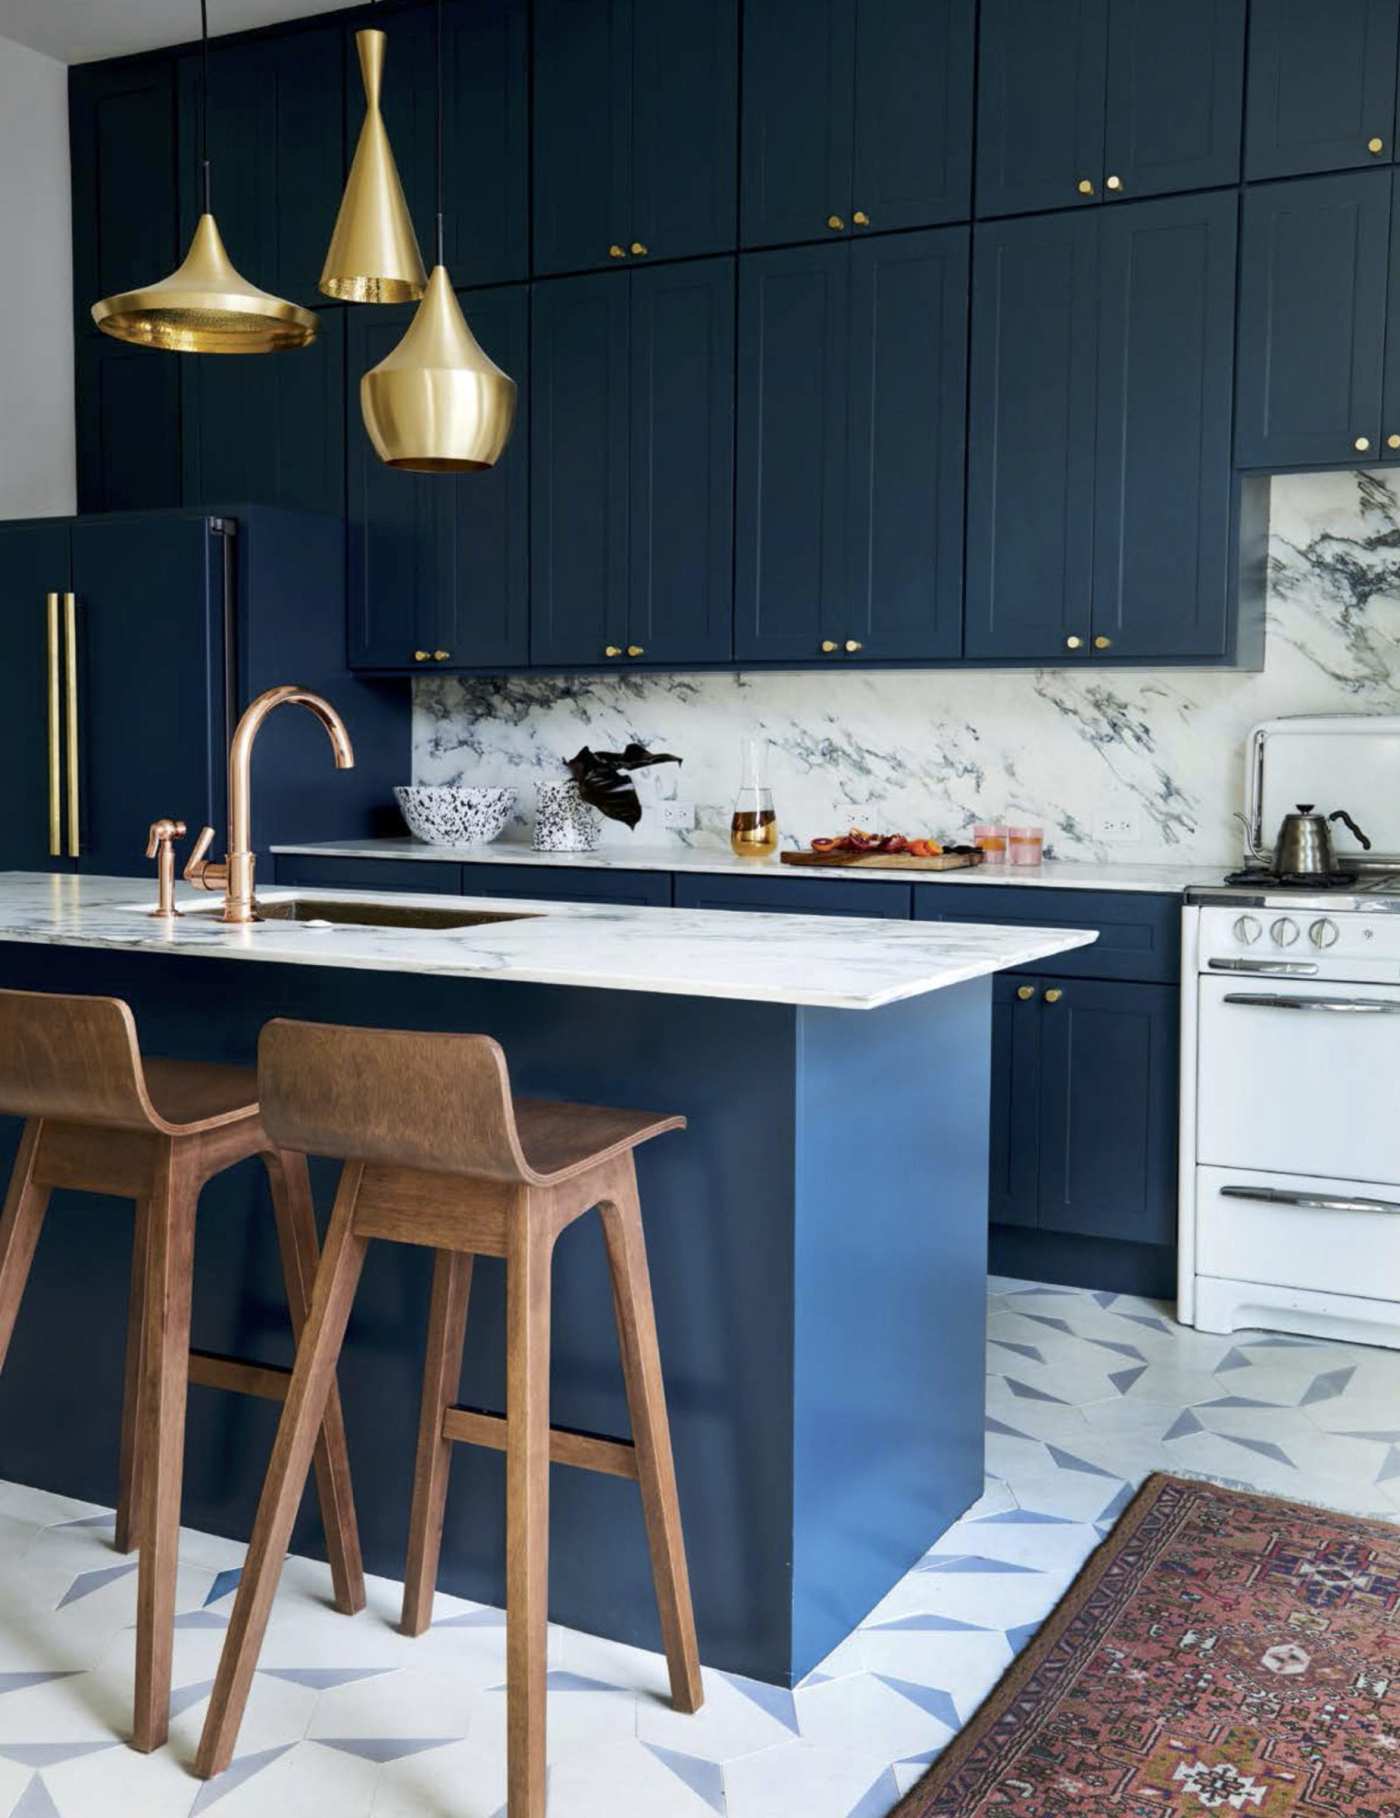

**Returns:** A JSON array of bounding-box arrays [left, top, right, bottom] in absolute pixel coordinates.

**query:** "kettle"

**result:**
[[1238, 803, 1372, 875]]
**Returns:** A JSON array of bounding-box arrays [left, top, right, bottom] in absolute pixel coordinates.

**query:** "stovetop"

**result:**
[[1188, 867, 1400, 912]]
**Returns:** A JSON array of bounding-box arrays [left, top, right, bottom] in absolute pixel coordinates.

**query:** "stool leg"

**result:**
[[0, 1121, 51, 1372], [401, 1249, 473, 1637], [196, 1166, 369, 1782], [506, 1213, 553, 1818], [262, 1148, 366, 1618], [115, 1196, 151, 1555], [132, 1143, 198, 1754], [599, 1163, 703, 1715]]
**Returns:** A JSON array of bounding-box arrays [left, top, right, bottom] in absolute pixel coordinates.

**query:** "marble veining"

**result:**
[[412, 471, 1400, 866], [0, 874, 1095, 1011]]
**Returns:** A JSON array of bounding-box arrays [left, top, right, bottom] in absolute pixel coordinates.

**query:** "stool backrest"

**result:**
[[258, 1018, 539, 1183], [0, 988, 157, 1129]]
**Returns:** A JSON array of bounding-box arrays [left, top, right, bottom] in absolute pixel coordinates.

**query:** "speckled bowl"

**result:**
[[394, 785, 516, 847]]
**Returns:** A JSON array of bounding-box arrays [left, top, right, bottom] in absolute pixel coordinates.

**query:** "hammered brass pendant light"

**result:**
[[321, 28, 426, 303], [91, 1, 316, 353], [361, 0, 516, 472]]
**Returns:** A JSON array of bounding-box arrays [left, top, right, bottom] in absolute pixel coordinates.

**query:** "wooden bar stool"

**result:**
[[0, 988, 364, 1753], [196, 1018, 703, 1816]]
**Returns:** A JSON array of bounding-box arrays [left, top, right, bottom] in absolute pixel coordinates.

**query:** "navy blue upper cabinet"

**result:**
[[977, 0, 1243, 218], [177, 23, 344, 311], [534, 0, 737, 277], [741, 0, 973, 250], [1236, 169, 1391, 469], [357, 0, 527, 290], [965, 212, 1098, 661], [532, 261, 734, 668], [349, 285, 528, 671], [75, 337, 183, 516], [1246, 0, 1400, 181]]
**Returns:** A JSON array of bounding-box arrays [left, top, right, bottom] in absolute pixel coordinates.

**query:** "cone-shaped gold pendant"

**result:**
[[322, 30, 427, 304], [91, 212, 318, 353], [361, 266, 516, 472]]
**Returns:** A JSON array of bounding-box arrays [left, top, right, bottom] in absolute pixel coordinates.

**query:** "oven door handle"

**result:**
[[1207, 958, 1318, 975], [1221, 992, 1400, 1014], [1221, 1184, 1400, 1216]]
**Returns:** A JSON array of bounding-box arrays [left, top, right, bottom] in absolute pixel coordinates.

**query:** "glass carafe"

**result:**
[[730, 736, 779, 860]]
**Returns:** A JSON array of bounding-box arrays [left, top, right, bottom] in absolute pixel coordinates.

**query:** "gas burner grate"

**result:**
[[1222, 866, 1358, 889]]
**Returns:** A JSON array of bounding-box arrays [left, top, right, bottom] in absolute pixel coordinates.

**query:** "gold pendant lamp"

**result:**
[[360, 0, 516, 472], [321, 28, 426, 303], [91, 0, 316, 353]]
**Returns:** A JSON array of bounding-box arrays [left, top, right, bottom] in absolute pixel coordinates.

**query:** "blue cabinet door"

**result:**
[[1236, 169, 1390, 469], [988, 975, 1041, 1229], [75, 337, 183, 516], [530, 272, 632, 668], [735, 243, 849, 663], [965, 211, 1098, 661], [628, 259, 735, 664], [0, 521, 72, 872], [1246, 0, 1399, 181], [846, 228, 967, 660], [1383, 177, 1400, 462], [348, 285, 528, 671], [740, 0, 855, 249], [358, 0, 528, 290], [1092, 191, 1237, 658], [630, 0, 738, 265], [673, 873, 912, 917], [182, 306, 346, 518], [177, 23, 344, 311], [849, 0, 974, 233], [459, 865, 672, 907], [1036, 978, 1178, 1245], [976, 0, 1108, 218], [531, 0, 631, 276], [1103, 0, 1244, 200]]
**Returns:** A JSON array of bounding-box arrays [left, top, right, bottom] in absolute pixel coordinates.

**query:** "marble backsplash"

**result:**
[[413, 469, 1400, 864]]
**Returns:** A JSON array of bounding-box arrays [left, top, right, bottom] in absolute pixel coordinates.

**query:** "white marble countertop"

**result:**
[[0, 872, 1097, 1012], [273, 837, 1219, 896]]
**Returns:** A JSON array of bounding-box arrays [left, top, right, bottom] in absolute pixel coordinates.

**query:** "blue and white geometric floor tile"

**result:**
[[0, 1276, 1397, 1817]]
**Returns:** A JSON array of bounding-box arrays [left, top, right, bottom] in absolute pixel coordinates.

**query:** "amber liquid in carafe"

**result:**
[[730, 806, 779, 859]]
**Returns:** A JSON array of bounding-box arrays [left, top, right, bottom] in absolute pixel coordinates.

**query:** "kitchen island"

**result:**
[[0, 871, 1093, 1686]]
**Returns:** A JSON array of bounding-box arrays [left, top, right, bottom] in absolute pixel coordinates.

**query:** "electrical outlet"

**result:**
[[659, 800, 696, 831], [1095, 812, 1141, 844], [844, 801, 880, 831]]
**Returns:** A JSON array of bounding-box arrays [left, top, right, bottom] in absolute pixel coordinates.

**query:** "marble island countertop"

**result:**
[[273, 837, 1220, 895], [0, 871, 1096, 1012]]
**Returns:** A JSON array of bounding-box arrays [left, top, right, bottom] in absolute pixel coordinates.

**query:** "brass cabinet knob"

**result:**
[[1065, 634, 1084, 650], [844, 639, 864, 653], [608, 244, 626, 259], [1044, 987, 1064, 1004], [1370, 136, 1385, 154], [1093, 634, 1112, 650], [827, 214, 845, 230], [1356, 436, 1372, 451], [1076, 178, 1094, 195], [630, 241, 648, 256], [853, 210, 870, 225], [433, 649, 451, 661], [1105, 175, 1122, 192], [604, 644, 623, 657], [1016, 984, 1035, 1001], [1388, 434, 1400, 450], [626, 644, 645, 657], [820, 639, 838, 653], [414, 649, 430, 661]]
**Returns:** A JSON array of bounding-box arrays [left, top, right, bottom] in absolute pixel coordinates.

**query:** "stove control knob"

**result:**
[[1232, 914, 1262, 945], [1270, 916, 1300, 947], [1308, 916, 1340, 950]]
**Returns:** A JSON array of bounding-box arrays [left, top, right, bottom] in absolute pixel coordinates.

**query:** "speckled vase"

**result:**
[[534, 780, 602, 852]]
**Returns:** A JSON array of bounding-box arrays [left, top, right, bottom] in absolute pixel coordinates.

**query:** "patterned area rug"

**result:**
[[894, 1473, 1400, 1816]]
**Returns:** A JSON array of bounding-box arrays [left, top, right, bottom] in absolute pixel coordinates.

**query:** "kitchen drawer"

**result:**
[[1197, 1164, 1400, 1304], [457, 865, 672, 908], [673, 874, 912, 918], [914, 886, 1178, 982], [271, 856, 464, 894]]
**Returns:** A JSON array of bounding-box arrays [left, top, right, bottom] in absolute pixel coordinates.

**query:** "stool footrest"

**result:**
[[189, 1348, 292, 1403], [442, 1404, 639, 1481]]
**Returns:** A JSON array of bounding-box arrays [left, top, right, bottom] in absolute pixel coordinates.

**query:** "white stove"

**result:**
[[1179, 717, 1400, 1350]]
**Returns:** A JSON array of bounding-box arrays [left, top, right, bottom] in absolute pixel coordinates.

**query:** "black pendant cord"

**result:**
[[435, 0, 446, 267], [199, 0, 211, 214]]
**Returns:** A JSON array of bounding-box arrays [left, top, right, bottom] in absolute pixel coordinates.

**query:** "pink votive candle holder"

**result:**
[[1007, 824, 1044, 866]]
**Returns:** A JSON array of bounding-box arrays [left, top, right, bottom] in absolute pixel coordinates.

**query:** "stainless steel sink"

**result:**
[[186, 897, 542, 932]]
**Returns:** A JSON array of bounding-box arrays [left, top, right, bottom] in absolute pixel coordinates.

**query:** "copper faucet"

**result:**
[[185, 685, 355, 924], [146, 819, 187, 918]]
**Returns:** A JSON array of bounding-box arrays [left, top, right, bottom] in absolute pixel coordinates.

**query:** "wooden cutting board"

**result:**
[[779, 850, 985, 871]]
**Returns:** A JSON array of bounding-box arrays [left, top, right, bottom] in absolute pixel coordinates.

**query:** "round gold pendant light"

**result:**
[[321, 30, 426, 304], [91, 1, 316, 354], [360, 0, 516, 471]]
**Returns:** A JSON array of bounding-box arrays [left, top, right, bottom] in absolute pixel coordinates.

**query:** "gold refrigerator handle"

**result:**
[[45, 593, 60, 856], [63, 592, 79, 858]]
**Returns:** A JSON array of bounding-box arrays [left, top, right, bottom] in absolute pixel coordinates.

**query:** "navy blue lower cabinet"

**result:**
[[458, 865, 672, 908], [914, 885, 1181, 983], [272, 856, 465, 895], [0, 520, 74, 871], [1236, 169, 1391, 470], [1036, 978, 1179, 1247], [674, 873, 911, 917], [989, 974, 1041, 1229], [1245, 0, 1399, 182]]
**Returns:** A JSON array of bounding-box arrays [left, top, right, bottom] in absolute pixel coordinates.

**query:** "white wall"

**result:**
[[0, 34, 74, 519]]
